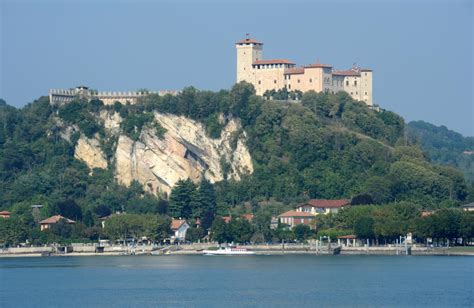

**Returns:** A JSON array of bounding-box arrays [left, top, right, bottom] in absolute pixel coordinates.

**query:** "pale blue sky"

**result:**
[[1, 0, 473, 135]]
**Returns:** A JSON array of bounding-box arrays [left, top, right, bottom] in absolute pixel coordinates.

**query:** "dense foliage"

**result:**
[[408, 120, 474, 182], [0, 83, 472, 246]]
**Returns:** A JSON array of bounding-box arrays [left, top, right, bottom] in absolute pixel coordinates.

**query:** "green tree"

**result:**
[[459, 212, 474, 243], [55, 199, 83, 221], [50, 218, 73, 239], [191, 179, 217, 230], [168, 179, 196, 219], [103, 214, 170, 242], [293, 224, 311, 242], [0, 218, 28, 246], [354, 216, 375, 240], [228, 218, 254, 244], [210, 216, 228, 244], [186, 227, 206, 242]]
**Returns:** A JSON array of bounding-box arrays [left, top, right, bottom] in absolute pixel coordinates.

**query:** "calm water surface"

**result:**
[[0, 255, 473, 307]]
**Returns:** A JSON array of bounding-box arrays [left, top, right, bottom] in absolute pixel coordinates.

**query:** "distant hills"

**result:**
[[408, 121, 474, 182]]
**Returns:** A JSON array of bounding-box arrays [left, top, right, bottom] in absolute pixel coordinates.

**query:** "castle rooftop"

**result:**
[[236, 38, 263, 45], [304, 63, 332, 68], [332, 69, 361, 76], [284, 67, 305, 75]]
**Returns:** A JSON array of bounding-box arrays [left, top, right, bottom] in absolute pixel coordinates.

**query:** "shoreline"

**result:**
[[1, 246, 473, 258]]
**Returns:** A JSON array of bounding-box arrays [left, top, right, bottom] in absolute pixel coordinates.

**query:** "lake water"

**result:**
[[0, 255, 473, 307]]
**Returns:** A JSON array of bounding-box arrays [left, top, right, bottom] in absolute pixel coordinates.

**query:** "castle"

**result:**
[[50, 36, 373, 106], [236, 36, 373, 106]]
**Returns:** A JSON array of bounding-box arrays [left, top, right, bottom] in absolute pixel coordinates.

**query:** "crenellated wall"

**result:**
[[49, 88, 178, 105]]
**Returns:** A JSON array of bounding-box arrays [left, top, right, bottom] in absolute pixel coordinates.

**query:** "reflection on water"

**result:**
[[1, 255, 473, 307]]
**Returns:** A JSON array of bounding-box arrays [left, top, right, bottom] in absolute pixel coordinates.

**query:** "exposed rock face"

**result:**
[[114, 113, 253, 196], [74, 136, 108, 170], [99, 110, 122, 134]]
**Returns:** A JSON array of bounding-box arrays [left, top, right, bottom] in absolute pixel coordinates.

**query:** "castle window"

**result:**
[[309, 78, 312, 83], [365, 92, 367, 95], [274, 80, 277, 84], [350, 92, 353, 95], [346, 81, 349, 86], [354, 80, 357, 86], [297, 79, 300, 83], [288, 85, 291, 89], [258, 80, 261, 85], [365, 73, 367, 76], [356, 92, 358, 95]]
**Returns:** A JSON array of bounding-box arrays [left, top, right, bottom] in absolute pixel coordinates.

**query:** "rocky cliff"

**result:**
[[73, 112, 253, 196]]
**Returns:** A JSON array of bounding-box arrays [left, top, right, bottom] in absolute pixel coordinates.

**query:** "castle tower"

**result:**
[[360, 69, 373, 106], [235, 35, 263, 83]]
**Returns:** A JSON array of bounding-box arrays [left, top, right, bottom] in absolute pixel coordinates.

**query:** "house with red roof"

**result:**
[[277, 210, 316, 229], [275, 199, 350, 229], [39, 215, 75, 231], [0, 211, 11, 219], [296, 199, 350, 215], [171, 219, 190, 242]]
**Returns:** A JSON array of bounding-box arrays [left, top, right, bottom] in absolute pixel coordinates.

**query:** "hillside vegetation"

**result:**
[[408, 120, 474, 182], [0, 82, 472, 245]]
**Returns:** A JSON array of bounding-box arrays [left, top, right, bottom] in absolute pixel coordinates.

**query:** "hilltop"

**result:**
[[0, 83, 471, 237]]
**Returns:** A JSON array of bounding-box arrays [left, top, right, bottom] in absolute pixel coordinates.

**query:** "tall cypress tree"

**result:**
[[198, 179, 217, 230], [168, 179, 196, 219]]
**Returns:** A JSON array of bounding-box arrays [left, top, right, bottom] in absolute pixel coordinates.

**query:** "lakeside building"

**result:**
[[236, 36, 373, 106], [171, 219, 190, 242], [0, 211, 11, 219], [296, 199, 350, 215], [39, 215, 76, 231], [276, 199, 350, 229], [277, 210, 316, 229], [461, 202, 474, 212]]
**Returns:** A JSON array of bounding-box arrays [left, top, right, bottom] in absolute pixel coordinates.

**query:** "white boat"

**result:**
[[202, 246, 256, 255]]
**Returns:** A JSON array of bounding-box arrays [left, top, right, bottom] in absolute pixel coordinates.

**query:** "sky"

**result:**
[[1, 0, 473, 136]]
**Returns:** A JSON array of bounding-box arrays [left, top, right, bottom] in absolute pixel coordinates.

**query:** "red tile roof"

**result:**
[[300, 199, 350, 208], [284, 67, 305, 75], [242, 213, 254, 221], [222, 216, 232, 223], [253, 59, 295, 65], [305, 63, 332, 68], [171, 219, 187, 230], [0, 211, 11, 215], [39, 215, 75, 224], [278, 210, 316, 218], [236, 38, 263, 45], [332, 69, 361, 76]]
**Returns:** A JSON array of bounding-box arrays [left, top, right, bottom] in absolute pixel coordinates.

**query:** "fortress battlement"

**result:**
[[49, 86, 178, 105]]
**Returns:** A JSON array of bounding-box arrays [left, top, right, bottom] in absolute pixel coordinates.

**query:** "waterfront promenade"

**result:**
[[1, 243, 472, 257]]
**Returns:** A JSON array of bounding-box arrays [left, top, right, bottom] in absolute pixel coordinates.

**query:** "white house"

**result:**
[[171, 219, 190, 242]]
